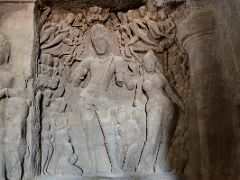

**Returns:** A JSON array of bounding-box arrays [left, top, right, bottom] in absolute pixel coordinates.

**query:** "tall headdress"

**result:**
[[0, 33, 11, 63], [90, 24, 109, 40]]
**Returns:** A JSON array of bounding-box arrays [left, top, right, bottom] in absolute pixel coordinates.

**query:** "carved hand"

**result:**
[[0, 88, 7, 99]]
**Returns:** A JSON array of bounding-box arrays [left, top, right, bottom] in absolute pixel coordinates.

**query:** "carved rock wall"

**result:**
[[0, 0, 239, 180], [35, 1, 189, 179], [177, 0, 240, 180], [0, 1, 36, 179]]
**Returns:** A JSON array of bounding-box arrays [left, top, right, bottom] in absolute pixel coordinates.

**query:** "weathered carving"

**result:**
[[37, 2, 189, 179], [41, 121, 54, 175], [134, 50, 184, 173], [73, 24, 125, 174], [54, 117, 82, 176], [0, 33, 30, 180]]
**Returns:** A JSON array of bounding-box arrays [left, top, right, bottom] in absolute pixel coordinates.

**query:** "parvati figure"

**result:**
[[136, 50, 184, 173]]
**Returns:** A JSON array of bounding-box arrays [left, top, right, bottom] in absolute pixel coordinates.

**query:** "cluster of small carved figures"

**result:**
[[38, 3, 188, 178]]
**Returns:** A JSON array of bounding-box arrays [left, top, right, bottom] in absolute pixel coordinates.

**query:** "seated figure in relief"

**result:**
[[72, 24, 125, 174]]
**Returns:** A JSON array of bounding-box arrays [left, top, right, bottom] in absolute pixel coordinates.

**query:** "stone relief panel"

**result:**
[[0, 32, 32, 180], [36, 2, 189, 179]]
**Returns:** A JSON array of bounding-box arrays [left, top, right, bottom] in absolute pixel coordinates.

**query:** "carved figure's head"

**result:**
[[158, 9, 167, 20], [127, 10, 139, 22], [51, 14, 60, 23], [0, 33, 10, 66], [139, 6, 147, 18], [65, 13, 75, 25], [77, 12, 83, 20], [147, 3, 157, 14], [143, 50, 157, 73], [117, 12, 127, 24], [90, 6, 102, 14], [91, 24, 109, 55]]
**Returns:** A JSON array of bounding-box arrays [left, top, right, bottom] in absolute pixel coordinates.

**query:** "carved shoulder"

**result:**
[[113, 55, 124, 66]]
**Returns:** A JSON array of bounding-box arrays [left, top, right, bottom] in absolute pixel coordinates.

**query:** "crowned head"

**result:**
[[91, 24, 109, 55]]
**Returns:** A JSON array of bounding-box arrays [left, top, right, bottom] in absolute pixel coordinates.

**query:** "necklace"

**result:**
[[145, 72, 156, 81], [97, 54, 112, 63]]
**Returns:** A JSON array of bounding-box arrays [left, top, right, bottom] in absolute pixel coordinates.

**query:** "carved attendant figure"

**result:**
[[0, 33, 29, 180], [55, 120, 82, 176], [72, 24, 124, 174], [135, 50, 184, 173], [41, 13, 76, 51], [126, 10, 158, 47], [41, 122, 54, 175]]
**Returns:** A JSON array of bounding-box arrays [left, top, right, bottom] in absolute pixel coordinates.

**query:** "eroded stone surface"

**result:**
[[35, 1, 188, 179], [1, 0, 240, 180]]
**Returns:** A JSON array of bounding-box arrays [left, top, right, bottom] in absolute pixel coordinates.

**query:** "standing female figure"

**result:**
[[136, 50, 184, 173]]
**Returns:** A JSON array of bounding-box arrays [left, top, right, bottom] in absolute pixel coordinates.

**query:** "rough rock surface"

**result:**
[[0, 0, 240, 180]]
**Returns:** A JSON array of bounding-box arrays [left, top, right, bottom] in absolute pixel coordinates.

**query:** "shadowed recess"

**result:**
[[44, 0, 146, 11]]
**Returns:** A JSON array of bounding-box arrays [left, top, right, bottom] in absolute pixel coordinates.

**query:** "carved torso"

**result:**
[[143, 73, 171, 112], [80, 54, 123, 97]]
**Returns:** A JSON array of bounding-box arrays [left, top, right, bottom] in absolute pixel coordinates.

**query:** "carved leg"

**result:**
[[0, 141, 6, 180], [5, 149, 22, 180], [79, 99, 97, 174], [0, 115, 6, 180], [155, 134, 170, 173], [155, 110, 175, 173], [45, 144, 54, 174], [94, 107, 122, 173], [41, 144, 49, 174], [42, 143, 53, 175], [123, 144, 141, 172], [137, 110, 162, 174]]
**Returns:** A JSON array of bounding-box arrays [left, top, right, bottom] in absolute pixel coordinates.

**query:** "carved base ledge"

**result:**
[[37, 172, 177, 180]]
